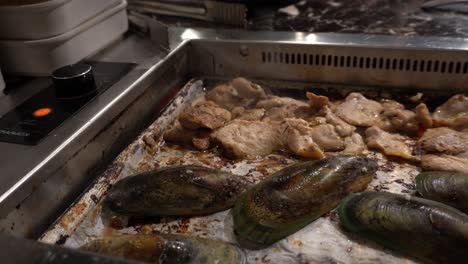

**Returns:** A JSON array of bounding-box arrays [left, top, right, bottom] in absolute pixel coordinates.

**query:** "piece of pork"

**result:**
[[164, 120, 212, 151], [285, 125, 325, 159], [366, 126, 417, 161], [282, 118, 345, 152], [205, 78, 267, 110], [415, 103, 433, 128], [231, 77, 266, 99], [192, 137, 210, 150], [387, 108, 419, 135], [418, 127, 468, 155], [421, 154, 468, 173], [335, 93, 384, 127], [257, 96, 315, 121], [322, 106, 356, 137], [231, 107, 265, 121], [341, 133, 367, 155], [433, 94, 468, 129], [306, 92, 329, 111], [211, 120, 284, 159], [179, 101, 231, 130], [205, 84, 240, 110]]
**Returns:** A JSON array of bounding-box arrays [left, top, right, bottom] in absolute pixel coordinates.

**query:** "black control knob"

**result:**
[[52, 64, 96, 98]]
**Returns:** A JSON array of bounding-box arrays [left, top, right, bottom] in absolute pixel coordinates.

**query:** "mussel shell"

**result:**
[[415, 171, 468, 213], [233, 156, 378, 249], [81, 234, 246, 264], [104, 165, 249, 216], [338, 191, 468, 264]]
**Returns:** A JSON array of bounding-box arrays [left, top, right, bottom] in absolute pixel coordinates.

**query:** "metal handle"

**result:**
[[129, 0, 206, 15], [422, 0, 468, 9]]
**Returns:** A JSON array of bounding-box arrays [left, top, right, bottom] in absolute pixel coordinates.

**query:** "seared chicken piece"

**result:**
[[322, 106, 356, 137], [306, 92, 329, 111], [205, 84, 240, 110], [192, 137, 210, 150], [257, 96, 309, 110], [415, 103, 433, 128], [341, 133, 367, 155], [433, 94, 468, 129], [211, 120, 284, 159], [366, 126, 417, 161], [257, 96, 315, 121], [419, 127, 468, 155], [231, 77, 266, 99], [387, 109, 419, 135], [335, 93, 383, 127], [285, 125, 325, 159], [421, 154, 468, 173], [179, 101, 231, 130], [231, 107, 265, 121], [164, 120, 202, 145], [205, 78, 266, 110], [282, 118, 345, 152]]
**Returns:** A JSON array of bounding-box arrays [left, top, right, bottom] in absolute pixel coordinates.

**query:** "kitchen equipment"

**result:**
[[0, 62, 135, 145], [0, 0, 128, 76], [128, 0, 248, 27], [0, 0, 121, 40], [0, 29, 467, 261]]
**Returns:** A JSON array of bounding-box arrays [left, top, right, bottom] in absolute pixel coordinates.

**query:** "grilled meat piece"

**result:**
[[179, 101, 231, 130], [341, 133, 367, 155], [322, 106, 356, 137], [415, 103, 433, 128], [231, 107, 265, 121], [205, 84, 240, 111], [335, 93, 383, 127], [366, 126, 417, 161], [422, 154, 468, 173], [231, 77, 266, 99], [433, 94, 468, 129], [419, 127, 468, 155], [205, 78, 266, 110], [306, 92, 329, 111], [211, 120, 284, 158]]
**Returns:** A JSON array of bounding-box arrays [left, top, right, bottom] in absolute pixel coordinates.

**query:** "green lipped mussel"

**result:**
[[104, 165, 249, 216], [81, 234, 246, 264], [416, 171, 468, 213], [233, 156, 378, 249], [338, 191, 468, 264]]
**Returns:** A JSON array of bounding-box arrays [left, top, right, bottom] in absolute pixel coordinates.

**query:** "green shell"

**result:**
[[104, 165, 249, 216], [338, 191, 468, 264], [233, 156, 377, 249], [415, 171, 468, 213], [81, 234, 246, 264]]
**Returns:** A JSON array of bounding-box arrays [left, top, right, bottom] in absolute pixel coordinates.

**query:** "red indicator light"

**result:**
[[33, 107, 53, 118]]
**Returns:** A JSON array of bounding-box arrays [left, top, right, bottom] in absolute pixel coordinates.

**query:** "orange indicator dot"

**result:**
[[33, 107, 53, 117]]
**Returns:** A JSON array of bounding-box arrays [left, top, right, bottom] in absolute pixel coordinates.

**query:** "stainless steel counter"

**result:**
[[0, 33, 167, 237]]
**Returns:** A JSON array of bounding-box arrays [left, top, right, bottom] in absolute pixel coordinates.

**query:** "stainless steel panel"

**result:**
[[188, 39, 468, 91]]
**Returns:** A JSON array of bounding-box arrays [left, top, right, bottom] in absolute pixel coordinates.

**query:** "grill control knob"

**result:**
[[52, 64, 96, 98]]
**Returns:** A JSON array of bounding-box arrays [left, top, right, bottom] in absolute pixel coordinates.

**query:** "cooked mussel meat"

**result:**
[[81, 234, 246, 264], [233, 156, 378, 249], [338, 191, 468, 264], [104, 165, 249, 216], [415, 171, 468, 213]]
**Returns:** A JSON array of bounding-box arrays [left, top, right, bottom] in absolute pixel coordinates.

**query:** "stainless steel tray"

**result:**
[[40, 79, 422, 264], [6, 32, 468, 263]]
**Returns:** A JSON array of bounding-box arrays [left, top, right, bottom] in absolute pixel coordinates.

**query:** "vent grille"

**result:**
[[261, 51, 468, 74]]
